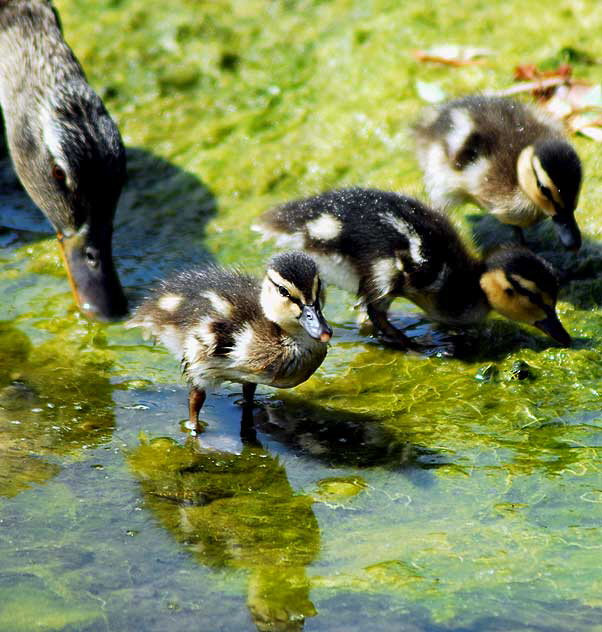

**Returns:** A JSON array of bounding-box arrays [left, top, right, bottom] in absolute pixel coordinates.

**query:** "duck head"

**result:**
[[480, 246, 571, 346], [6, 79, 128, 321], [517, 140, 582, 251], [260, 251, 332, 342]]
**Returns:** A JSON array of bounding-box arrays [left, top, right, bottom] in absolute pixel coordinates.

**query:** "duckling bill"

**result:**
[[413, 95, 583, 251], [126, 252, 332, 433], [0, 0, 127, 320], [256, 188, 571, 350]]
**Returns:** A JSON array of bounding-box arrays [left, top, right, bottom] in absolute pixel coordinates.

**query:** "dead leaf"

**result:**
[[496, 61, 602, 142], [413, 45, 494, 67], [514, 63, 572, 81], [496, 77, 575, 98]]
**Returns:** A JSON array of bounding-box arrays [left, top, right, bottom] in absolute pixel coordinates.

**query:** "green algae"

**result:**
[[1, 0, 602, 630], [128, 435, 319, 630]]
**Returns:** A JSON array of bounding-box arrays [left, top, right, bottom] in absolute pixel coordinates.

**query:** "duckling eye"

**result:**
[[52, 164, 66, 182], [278, 285, 290, 298], [505, 288, 515, 297]]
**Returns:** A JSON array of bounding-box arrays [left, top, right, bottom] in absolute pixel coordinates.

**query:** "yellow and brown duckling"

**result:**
[[0, 0, 127, 320], [126, 252, 332, 432], [256, 188, 571, 350], [413, 95, 583, 251]]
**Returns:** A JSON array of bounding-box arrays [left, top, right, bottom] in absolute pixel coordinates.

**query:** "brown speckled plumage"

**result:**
[[414, 95, 582, 250], [127, 253, 331, 431]]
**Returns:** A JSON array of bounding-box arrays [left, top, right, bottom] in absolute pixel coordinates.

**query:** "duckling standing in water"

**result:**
[[256, 188, 571, 350], [413, 95, 582, 251], [0, 0, 127, 320], [126, 252, 332, 433]]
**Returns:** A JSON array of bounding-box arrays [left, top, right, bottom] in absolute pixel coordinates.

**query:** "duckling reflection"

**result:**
[[253, 397, 445, 477], [0, 322, 115, 498], [128, 427, 319, 631]]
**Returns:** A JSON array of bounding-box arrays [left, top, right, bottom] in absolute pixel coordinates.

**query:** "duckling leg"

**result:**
[[188, 386, 206, 432], [242, 382, 257, 408], [366, 301, 417, 350], [240, 383, 259, 445]]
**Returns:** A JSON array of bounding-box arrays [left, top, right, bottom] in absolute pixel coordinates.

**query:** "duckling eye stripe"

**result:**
[[508, 278, 546, 309], [268, 276, 302, 307], [532, 156, 563, 207], [447, 108, 474, 156], [510, 274, 538, 294], [536, 180, 557, 207], [267, 270, 303, 299]]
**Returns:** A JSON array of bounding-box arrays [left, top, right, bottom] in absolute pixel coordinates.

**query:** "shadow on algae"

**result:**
[[0, 140, 217, 497]]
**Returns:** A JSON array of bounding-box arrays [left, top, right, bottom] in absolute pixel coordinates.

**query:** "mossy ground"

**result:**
[[1, 1, 602, 630]]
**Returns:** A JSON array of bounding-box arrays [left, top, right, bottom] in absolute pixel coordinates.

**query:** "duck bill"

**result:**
[[57, 226, 128, 322], [299, 304, 332, 342], [552, 213, 581, 252], [534, 310, 572, 347]]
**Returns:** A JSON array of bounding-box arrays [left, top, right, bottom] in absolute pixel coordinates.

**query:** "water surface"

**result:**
[[1, 1, 602, 630]]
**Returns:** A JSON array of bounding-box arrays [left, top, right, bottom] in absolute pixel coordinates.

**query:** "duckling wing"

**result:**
[[126, 266, 262, 358], [258, 188, 469, 303]]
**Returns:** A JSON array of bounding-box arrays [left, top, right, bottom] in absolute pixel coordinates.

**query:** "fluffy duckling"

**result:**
[[255, 188, 571, 350], [413, 95, 582, 251], [0, 1, 127, 320], [126, 252, 332, 432]]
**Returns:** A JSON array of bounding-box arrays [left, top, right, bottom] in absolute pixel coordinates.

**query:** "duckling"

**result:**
[[413, 95, 582, 251], [255, 188, 571, 350], [0, 0, 127, 320], [126, 252, 332, 432]]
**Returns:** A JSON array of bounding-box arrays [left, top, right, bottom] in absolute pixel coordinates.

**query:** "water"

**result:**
[[1, 0, 602, 630]]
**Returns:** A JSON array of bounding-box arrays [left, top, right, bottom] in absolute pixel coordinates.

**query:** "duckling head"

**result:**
[[7, 80, 128, 321], [480, 247, 571, 346], [260, 252, 332, 342], [517, 139, 582, 251]]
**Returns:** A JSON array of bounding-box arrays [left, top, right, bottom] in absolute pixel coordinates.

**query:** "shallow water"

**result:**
[[1, 1, 602, 630]]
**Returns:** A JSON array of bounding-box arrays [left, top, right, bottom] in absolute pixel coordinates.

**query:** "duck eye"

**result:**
[[52, 164, 66, 182], [278, 285, 290, 298], [85, 247, 99, 269], [505, 288, 515, 297]]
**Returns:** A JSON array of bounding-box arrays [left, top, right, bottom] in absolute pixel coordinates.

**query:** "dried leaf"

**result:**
[[413, 45, 494, 67], [496, 60, 602, 141], [514, 63, 572, 81], [543, 84, 602, 141], [496, 76, 573, 97]]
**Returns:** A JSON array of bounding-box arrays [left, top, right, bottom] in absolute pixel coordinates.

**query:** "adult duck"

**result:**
[[0, 0, 127, 320]]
